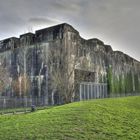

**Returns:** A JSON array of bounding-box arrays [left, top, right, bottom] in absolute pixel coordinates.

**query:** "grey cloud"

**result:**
[[27, 17, 61, 31], [28, 17, 59, 25], [50, 0, 82, 12]]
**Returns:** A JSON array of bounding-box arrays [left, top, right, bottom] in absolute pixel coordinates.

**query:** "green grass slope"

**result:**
[[0, 96, 140, 140]]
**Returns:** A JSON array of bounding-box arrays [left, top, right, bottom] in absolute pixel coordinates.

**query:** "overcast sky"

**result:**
[[0, 0, 140, 61]]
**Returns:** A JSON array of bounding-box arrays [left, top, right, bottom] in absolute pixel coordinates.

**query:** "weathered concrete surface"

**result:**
[[0, 23, 140, 104]]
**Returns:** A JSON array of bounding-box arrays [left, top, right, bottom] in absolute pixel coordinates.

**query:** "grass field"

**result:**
[[0, 96, 140, 140]]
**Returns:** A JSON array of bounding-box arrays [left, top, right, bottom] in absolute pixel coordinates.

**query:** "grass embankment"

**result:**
[[0, 96, 140, 140]]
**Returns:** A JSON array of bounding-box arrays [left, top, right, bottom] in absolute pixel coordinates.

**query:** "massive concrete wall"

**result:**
[[59, 24, 140, 97], [77, 37, 140, 96], [0, 23, 140, 104]]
